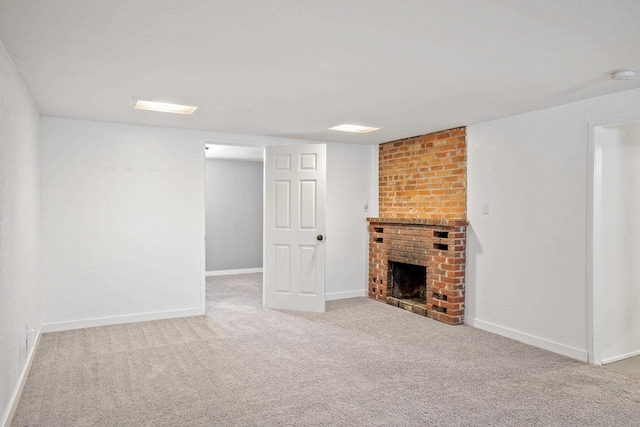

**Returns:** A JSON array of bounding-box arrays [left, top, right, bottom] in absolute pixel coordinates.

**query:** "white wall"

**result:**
[[595, 121, 640, 363], [326, 143, 378, 300], [39, 121, 376, 332], [0, 41, 41, 426], [40, 118, 206, 331], [466, 88, 640, 361], [205, 159, 263, 271]]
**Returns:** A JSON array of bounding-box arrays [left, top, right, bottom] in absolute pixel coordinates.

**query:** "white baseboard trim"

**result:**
[[466, 317, 589, 362], [601, 348, 640, 365], [326, 290, 367, 301], [206, 268, 263, 276], [2, 327, 41, 427], [42, 307, 204, 333]]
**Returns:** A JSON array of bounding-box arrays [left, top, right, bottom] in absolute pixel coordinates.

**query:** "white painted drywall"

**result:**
[[40, 118, 206, 330], [39, 120, 375, 330], [596, 121, 640, 363], [466, 87, 640, 361], [206, 159, 263, 271], [325, 143, 378, 300], [0, 40, 41, 426]]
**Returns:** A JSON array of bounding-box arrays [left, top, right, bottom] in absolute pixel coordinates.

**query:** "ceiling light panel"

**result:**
[[134, 100, 198, 114], [329, 124, 381, 133]]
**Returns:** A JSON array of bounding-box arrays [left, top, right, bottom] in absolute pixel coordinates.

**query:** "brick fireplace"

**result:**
[[368, 127, 467, 325], [367, 218, 466, 324]]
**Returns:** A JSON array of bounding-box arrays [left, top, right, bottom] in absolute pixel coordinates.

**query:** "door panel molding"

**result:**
[[264, 144, 326, 312]]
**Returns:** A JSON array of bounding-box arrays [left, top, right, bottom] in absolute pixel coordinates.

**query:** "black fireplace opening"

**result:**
[[389, 261, 426, 303]]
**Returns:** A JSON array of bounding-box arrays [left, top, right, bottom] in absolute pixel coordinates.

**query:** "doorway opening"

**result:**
[[204, 143, 264, 277], [204, 143, 328, 314], [592, 119, 640, 365]]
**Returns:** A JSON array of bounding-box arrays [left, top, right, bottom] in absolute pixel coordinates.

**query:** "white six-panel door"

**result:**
[[264, 144, 326, 313]]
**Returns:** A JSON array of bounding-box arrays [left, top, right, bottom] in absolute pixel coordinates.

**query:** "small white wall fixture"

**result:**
[[591, 117, 640, 365]]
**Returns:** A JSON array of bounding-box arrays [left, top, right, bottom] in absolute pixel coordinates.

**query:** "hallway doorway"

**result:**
[[592, 119, 640, 364]]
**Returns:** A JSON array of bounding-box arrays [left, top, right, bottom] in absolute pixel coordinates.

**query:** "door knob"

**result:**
[[317, 235, 324, 241]]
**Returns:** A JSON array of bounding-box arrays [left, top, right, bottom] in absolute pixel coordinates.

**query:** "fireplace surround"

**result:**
[[367, 218, 467, 325], [370, 127, 467, 324]]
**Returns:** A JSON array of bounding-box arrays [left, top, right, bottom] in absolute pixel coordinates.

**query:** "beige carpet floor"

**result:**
[[11, 273, 640, 426]]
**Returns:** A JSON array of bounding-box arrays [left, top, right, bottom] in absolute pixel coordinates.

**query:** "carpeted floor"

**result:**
[[11, 274, 640, 426]]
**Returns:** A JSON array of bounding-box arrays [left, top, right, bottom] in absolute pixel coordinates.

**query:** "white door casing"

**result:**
[[264, 144, 326, 312]]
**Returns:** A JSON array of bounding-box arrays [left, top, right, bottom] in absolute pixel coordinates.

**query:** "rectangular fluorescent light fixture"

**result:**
[[329, 123, 380, 133], [134, 100, 198, 115]]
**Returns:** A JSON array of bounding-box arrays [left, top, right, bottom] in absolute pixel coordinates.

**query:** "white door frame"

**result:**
[[200, 143, 207, 314], [587, 114, 640, 365]]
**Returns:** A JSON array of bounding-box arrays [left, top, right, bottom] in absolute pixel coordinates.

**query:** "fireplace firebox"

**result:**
[[389, 261, 426, 301]]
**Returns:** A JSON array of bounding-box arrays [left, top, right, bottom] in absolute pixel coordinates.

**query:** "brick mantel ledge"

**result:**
[[367, 217, 468, 227]]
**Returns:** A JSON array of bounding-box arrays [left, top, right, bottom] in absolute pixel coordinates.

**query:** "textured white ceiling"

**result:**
[[0, 0, 638, 144]]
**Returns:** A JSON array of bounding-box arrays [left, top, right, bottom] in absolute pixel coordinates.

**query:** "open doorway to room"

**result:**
[[592, 119, 640, 367], [203, 142, 331, 314], [204, 143, 264, 278]]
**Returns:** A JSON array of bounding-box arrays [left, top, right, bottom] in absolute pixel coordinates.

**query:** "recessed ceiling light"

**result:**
[[134, 100, 199, 114], [329, 124, 381, 133], [610, 68, 637, 81]]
